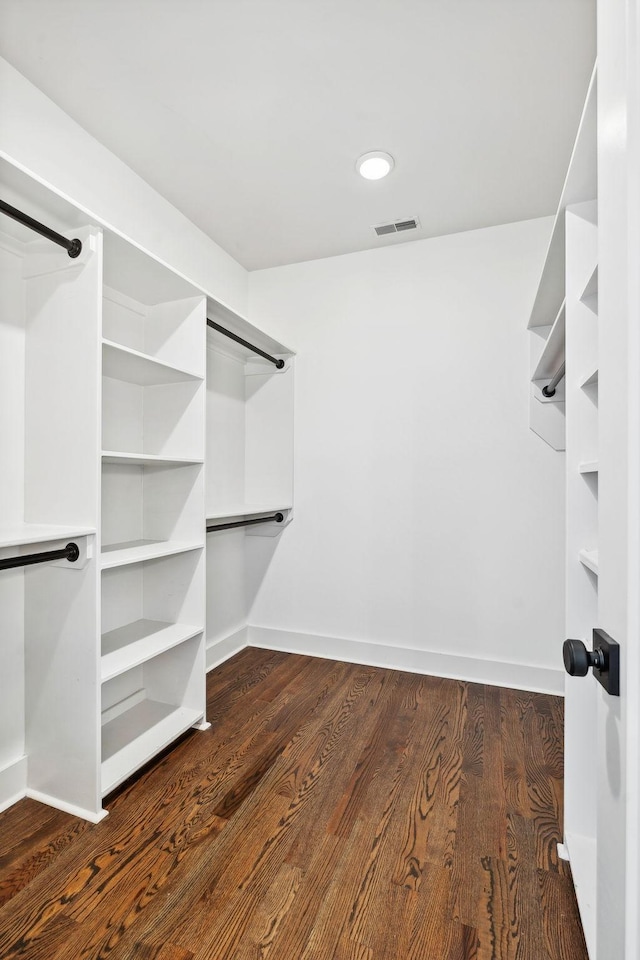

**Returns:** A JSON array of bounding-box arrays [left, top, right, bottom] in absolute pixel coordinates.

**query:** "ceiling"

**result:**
[[0, 0, 595, 271]]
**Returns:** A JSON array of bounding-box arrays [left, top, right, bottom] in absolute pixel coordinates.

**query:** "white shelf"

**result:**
[[101, 539, 203, 569], [579, 549, 599, 575], [101, 619, 203, 682], [206, 504, 292, 522], [101, 699, 202, 795], [528, 65, 597, 329], [580, 265, 598, 312], [206, 300, 293, 364], [579, 461, 599, 474], [0, 523, 95, 549], [532, 301, 566, 382], [580, 367, 599, 388], [102, 451, 204, 467], [102, 339, 202, 385]]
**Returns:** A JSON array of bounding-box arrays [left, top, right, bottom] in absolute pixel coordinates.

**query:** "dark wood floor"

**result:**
[[0, 648, 587, 959]]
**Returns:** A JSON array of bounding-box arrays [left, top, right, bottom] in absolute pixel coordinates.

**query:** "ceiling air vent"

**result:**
[[373, 217, 420, 237]]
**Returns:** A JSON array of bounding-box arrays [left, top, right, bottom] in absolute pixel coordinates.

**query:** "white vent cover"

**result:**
[[373, 217, 420, 237]]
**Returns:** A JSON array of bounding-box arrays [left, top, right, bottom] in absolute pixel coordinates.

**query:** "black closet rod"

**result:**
[[0, 199, 82, 259], [207, 513, 284, 533], [0, 542, 80, 572], [542, 361, 566, 398], [206, 318, 285, 369]]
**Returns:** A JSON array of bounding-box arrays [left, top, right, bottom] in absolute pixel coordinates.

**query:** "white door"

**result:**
[[564, 4, 640, 958]]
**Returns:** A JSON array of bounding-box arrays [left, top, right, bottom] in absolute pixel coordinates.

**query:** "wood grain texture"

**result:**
[[0, 650, 587, 959]]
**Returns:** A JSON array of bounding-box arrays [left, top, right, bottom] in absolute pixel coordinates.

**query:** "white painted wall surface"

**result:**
[[0, 242, 25, 798], [248, 219, 566, 692], [0, 57, 248, 314]]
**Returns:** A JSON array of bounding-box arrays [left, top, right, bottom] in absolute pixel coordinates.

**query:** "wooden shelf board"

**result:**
[[579, 461, 599, 474], [0, 523, 95, 550], [101, 699, 202, 796], [102, 339, 203, 386], [531, 301, 566, 382], [101, 619, 203, 682], [101, 539, 204, 569], [102, 451, 203, 467], [579, 549, 599, 575], [206, 504, 292, 522]]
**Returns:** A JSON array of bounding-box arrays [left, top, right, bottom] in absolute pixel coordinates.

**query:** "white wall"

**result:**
[[0, 57, 248, 314], [248, 218, 566, 693]]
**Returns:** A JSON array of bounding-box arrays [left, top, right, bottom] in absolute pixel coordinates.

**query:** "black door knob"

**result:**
[[563, 638, 604, 677]]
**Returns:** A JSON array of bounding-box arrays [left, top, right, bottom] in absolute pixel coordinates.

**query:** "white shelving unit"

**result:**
[[0, 168, 102, 820], [528, 65, 597, 450], [100, 237, 208, 799], [564, 199, 599, 957], [525, 64, 599, 955], [0, 158, 294, 821], [205, 301, 294, 667]]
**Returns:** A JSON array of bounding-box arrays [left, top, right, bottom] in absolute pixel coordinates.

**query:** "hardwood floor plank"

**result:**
[[476, 856, 511, 960], [0, 651, 588, 960], [515, 691, 565, 874], [131, 943, 195, 960], [480, 686, 508, 860], [500, 688, 533, 819], [334, 937, 374, 960], [230, 862, 303, 960], [449, 922, 480, 960], [0, 810, 89, 907], [537, 867, 589, 960]]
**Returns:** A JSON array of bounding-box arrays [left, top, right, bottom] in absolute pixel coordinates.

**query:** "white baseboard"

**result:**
[[0, 754, 27, 814], [247, 625, 564, 696], [206, 626, 249, 672], [25, 788, 108, 824]]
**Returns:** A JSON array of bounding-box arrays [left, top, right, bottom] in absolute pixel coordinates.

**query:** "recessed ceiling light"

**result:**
[[356, 151, 395, 180]]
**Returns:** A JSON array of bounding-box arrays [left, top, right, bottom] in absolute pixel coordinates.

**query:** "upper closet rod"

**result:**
[[206, 318, 285, 369], [0, 542, 80, 572], [542, 361, 566, 398], [207, 513, 284, 533], [0, 199, 82, 258]]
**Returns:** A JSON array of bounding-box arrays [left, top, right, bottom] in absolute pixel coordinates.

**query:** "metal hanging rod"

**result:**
[[542, 361, 566, 398], [0, 542, 80, 572], [206, 318, 285, 369], [207, 513, 284, 533], [0, 199, 82, 258]]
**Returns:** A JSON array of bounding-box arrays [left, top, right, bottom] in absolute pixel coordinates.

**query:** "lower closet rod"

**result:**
[[0, 542, 80, 572], [207, 513, 284, 533], [206, 318, 285, 369], [0, 199, 82, 258]]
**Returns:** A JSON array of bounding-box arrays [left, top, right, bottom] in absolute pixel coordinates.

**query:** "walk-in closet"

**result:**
[[0, 1, 638, 957]]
